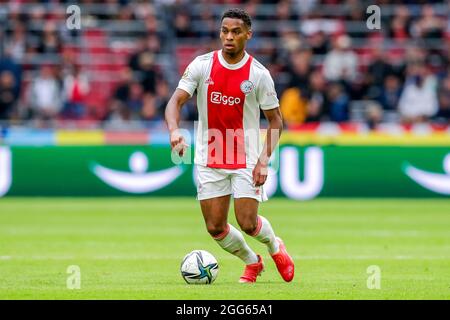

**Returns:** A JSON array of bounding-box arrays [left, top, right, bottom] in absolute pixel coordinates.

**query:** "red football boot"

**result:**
[[271, 237, 295, 282], [239, 255, 264, 283]]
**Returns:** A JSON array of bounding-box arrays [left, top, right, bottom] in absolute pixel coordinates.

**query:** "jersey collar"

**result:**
[[218, 49, 250, 70]]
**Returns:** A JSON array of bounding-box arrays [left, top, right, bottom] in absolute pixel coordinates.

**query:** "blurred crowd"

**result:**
[[0, 0, 449, 129]]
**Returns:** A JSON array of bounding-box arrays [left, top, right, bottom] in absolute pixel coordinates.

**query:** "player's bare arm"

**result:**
[[165, 88, 191, 156], [253, 107, 283, 187]]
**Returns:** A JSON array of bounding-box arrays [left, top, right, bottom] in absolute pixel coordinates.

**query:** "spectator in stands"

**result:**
[[412, 5, 446, 42], [398, 63, 438, 123], [62, 64, 89, 119], [133, 2, 156, 21], [106, 77, 145, 130], [0, 54, 22, 104], [27, 4, 46, 39], [294, 0, 318, 15], [280, 87, 308, 126], [26, 65, 63, 122], [278, 27, 303, 59], [181, 100, 198, 122], [117, 4, 135, 21], [280, 48, 314, 126], [174, 11, 194, 38], [389, 5, 412, 43], [405, 46, 427, 66], [37, 21, 62, 55], [434, 74, 450, 123], [326, 82, 349, 123], [114, 5, 138, 38], [286, 48, 313, 90], [365, 102, 384, 130], [105, 103, 145, 129], [146, 34, 162, 54], [150, 13, 167, 41], [377, 74, 402, 112], [5, 21, 27, 63], [112, 78, 144, 116], [275, 0, 299, 22], [112, 67, 166, 124], [127, 80, 145, 116], [128, 44, 158, 94], [307, 31, 329, 55], [305, 69, 327, 122], [367, 48, 396, 90], [0, 71, 17, 120], [94, 0, 121, 21], [346, 3, 367, 39], [141, 93, 158, 121], [446, 16, 450, 38], [426, 48, 448, 75], [152, 80, 170, 120], [112, 69, 133, 104], [323, 34, 358, 84], [196, 6, 216, 40]]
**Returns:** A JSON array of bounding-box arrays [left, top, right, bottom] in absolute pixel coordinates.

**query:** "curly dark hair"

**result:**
[[221, 8, 252, 29]]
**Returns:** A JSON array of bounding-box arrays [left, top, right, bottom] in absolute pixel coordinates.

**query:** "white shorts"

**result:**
[[195, 165, 268, 202]]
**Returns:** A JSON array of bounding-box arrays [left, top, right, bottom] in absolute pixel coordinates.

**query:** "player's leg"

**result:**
[[200, 195, 259, 266], [196, 165, 259, 268], [233, 198, 279, 254], [232, 169, 295, 282]]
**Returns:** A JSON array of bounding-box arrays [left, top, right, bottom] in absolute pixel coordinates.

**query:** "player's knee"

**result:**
[[206, 223, 227, 237], [239, 220, 258, 235]]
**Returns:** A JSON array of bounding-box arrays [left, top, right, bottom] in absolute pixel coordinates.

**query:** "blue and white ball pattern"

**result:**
[[180, 250, 219, 284]]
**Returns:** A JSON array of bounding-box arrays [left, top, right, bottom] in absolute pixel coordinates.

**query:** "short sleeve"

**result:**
[[177, 58, 202, 97], [256, 69, 279, 110]]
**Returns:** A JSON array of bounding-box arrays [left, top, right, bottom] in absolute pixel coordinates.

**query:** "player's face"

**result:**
[[220, 18, 252, 56]]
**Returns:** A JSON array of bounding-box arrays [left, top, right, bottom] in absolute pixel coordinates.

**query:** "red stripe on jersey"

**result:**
[[206, 51, 253, 169]]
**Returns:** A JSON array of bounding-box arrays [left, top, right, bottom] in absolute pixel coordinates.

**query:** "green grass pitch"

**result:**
[[0, 198, 449, 299]]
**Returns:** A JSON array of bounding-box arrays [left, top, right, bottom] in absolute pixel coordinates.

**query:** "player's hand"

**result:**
[[252, 160, 268, 187], [170, 130, 188, 157]]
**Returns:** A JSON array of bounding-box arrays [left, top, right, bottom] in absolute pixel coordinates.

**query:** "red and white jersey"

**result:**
[[177, 50, 279, 169]]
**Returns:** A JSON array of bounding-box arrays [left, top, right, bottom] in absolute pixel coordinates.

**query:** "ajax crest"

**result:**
[[240, 80, 254, 95]]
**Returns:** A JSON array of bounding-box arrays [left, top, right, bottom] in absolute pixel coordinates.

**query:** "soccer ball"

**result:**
[[180, 250, 219, 284]]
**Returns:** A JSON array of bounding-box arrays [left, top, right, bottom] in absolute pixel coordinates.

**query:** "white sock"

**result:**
[[213, 224, 259, 265], [250, 215, 280, 255]]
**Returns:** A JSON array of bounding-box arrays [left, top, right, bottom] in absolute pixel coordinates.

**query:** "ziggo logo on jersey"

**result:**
[[211, 92, 241, 106]]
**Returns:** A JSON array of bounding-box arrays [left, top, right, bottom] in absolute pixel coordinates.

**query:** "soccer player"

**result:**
[[165, 8, 294, 283]]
